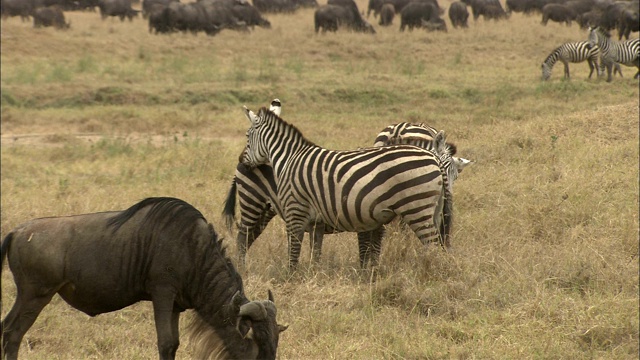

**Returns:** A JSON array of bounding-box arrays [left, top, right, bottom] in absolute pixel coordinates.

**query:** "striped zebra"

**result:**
[[239, 106, 450, 269], [541, 41, 601, 80], [372, 122, 473, 248], [225, 100, 379, 267], [588, 26, 639, 82]]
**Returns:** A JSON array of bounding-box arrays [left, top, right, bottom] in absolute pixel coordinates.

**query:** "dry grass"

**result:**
[[1, 1, 639, 359]]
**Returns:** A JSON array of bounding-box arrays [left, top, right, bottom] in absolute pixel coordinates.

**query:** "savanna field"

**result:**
[[1, 0, 639, 358]]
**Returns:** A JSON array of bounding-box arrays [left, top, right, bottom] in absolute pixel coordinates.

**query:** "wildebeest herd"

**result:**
[[2, 0, 637, 77]]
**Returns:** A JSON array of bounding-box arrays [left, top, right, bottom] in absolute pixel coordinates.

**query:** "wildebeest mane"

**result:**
[[107, 197, 207, 234]]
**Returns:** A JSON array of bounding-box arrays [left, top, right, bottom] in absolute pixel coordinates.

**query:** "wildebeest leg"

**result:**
[[2, 286, 56, 360], [151, 287, 181, 360]]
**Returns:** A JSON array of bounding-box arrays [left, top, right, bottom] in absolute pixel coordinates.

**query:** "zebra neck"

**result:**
[[543, 51, 558, 68], [266, 131, 316, 177]]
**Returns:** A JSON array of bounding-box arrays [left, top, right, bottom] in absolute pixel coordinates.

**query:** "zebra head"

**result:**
[[241, 106, 270, 168], [433, 130, 463, 191], [269, 99, 282, 116], [588, 26, 604, 48], [541, 62, 552, 81]]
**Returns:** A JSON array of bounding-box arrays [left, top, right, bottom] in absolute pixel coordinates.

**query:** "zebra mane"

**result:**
[[256, 107, 317, 147]]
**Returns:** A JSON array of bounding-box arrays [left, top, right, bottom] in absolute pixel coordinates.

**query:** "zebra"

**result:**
[[372, 122, 473, 248], [239, 106, 451, 269], [225, 100, 380, 268], [540, 41, 601, 80], [224, 109, 467, 267], [588, 26, 639, 82], [373, 122, 473, 191]]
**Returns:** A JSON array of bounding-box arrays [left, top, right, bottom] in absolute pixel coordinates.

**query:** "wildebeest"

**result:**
[[98, 0, 140, 21], [314, 3, 375, 33], [252, 0, 316, 13], [462, 0, 506, 20], [399, 1, 441, 31], [421, 16, 447, 31], [616, 6, 639, 40], [141, 0, 175, 18], [378, 2, 394, 25], [448, 1, 469, 28], [33, 5, 70, 28], [541, 3, 576, 26], [1, 0, 37, 20], [0, 197, 286, 360]]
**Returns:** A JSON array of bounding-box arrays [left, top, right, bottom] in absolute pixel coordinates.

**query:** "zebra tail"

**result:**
[[442, 186, 454, 248], [1, 232, 14, 270], [222, 177, 238, 232]]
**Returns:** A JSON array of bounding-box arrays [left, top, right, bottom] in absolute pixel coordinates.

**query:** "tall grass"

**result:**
[[1, 1, 638, 358]]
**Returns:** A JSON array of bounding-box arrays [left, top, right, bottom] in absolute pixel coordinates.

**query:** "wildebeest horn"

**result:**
[[239, 301, 267, 321], [268, 289, 275, 303]]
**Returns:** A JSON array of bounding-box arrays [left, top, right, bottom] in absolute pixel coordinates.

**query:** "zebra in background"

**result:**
[[240, 106, 451, 269], [373, 122, 473, 190], [372, 122, 473, 248], [541, 41, 602, 80], [588, 26, 639, 82]]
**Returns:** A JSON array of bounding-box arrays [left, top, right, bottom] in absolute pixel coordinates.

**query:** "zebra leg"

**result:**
[[286, 226, 305, 270], [587, 59, 595, 79], [309, 223, 324, 263], [562, 60, 570, 79], [368, 227, 385, 267]]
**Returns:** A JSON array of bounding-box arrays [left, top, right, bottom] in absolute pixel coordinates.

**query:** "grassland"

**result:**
[[1, 1, 639, 359]]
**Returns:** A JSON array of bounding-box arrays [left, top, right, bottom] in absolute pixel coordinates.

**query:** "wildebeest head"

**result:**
[[219, 290, 287, 360]]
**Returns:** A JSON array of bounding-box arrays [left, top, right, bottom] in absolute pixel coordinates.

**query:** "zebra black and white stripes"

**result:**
[[588, 26, 639, 82], [240, 106, 450, 269], [541, 41, 601, 80]]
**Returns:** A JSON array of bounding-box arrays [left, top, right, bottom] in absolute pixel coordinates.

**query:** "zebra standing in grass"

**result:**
[[540, 41, 601, 80], [588, 26, 639, 82], [239, 106, 451, 269], [224, 104, 468, 267]]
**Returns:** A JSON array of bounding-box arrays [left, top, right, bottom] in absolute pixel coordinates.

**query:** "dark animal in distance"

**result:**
[[314, 3, 375, 33], [399, 1, 442, 31], [33, 5, 70, 28], [462, 0, 506, 21], [448, 1, 469, 28], [98, 0, 139, 21], [1, 0, 36, 21], [378, 2, 394, 26], [1, 197, 286, 360], [541, 3, 576, 26]]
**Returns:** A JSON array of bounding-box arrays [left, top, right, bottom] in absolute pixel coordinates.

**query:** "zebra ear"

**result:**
[[454, 157, 473, 171], [434, 130, 447, 154], [243, 106, 258, 125]]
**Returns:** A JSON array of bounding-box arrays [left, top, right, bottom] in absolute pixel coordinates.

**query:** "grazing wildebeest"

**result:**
[[33, 5, 70, 28], [1, 0, 36, 21], [378, 3, 394, 25], [1, 197, 286, 360], [399, 1, 440, 31], [98, 0, 139, 21], [448, 1, 469, 28], [314, 4, 375, 33], [616, 7, 639, 40], [541, 3, 576, 26]]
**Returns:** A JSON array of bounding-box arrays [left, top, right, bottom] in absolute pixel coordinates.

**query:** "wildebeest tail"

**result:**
[[222, 177, 238, 232], [1, 232, 13, 269]]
